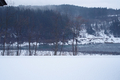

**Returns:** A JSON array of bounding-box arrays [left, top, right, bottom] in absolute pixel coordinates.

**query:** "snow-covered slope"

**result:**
[[68, 29, 120, 45]]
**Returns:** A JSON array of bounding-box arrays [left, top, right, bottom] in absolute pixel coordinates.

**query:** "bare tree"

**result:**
[[1, 7, 10, 56], [14, 15, 28, 56], [34, 24, 42, 56], [70, 16, 85, 55], [0, 6, 19, 56], [51, 14, 59, 55]]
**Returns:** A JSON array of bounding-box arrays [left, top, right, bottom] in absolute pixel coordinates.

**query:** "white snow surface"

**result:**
[[67, 30, 120, 45], [0, 56, 120, 80], [0, 50, 83, 56]]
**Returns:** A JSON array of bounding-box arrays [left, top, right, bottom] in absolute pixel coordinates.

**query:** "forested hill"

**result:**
[[0, 6, 72, 43], [54, 4, 120, 19], [20, 4, 120, 36], [56, 5, 120, 37], [19, 4, 120, 19], [0, 5, 120, 44]]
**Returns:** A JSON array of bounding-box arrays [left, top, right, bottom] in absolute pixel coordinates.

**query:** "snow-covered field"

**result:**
[[0, 56, 120, 80], [0, 50, 77, 56]]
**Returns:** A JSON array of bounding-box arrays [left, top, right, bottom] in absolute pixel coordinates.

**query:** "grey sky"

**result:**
[[6, 0, 120, 9]]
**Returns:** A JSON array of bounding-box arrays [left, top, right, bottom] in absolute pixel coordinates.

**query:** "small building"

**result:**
[[0, 0, 7, 6]]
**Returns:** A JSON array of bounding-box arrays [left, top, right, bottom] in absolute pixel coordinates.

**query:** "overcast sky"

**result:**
[[6, 0, 120, 9]]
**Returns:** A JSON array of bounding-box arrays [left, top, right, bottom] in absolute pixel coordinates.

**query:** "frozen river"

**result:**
[[64, 43, 120, 54], [0, 43, 120, 55]]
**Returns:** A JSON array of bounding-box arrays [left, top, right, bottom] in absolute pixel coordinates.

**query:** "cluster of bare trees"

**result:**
[[0, 6, 86, 56], [69, 16, 85, 55]]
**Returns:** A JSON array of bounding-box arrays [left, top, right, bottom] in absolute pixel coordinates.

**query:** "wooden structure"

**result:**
[[0, 0, 7, 6]]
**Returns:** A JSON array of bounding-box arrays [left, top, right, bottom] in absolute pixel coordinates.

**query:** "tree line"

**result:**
[[0, 6, 73, 44], [0, 6, 84, 56], [0, 5, 120, 56]]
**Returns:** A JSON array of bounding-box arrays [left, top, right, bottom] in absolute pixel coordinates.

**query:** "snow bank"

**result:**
[[0, 56, 120, 80], [0, 50, 84, 56]]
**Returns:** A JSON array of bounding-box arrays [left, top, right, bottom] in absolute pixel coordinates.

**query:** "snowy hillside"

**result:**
[[67, 29, 120, 45]]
